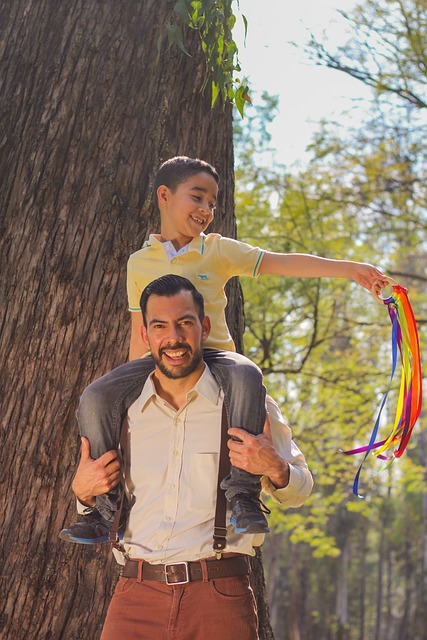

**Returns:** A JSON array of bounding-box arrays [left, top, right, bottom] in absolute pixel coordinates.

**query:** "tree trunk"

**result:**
[[419, 428, 427, 640], [251, 549, 275, 640], [357, 527, 368, 640], [396, 537, 414, 640], [265, 531, 285, 633], [0, 1, 266, 637], [289, 544, 302, 640], [374, 514, 385, 640], [335, 536, 350, 640], [383, 482, 393, 640]]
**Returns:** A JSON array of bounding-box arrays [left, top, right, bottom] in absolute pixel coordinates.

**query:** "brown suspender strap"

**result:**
[[109, 418, 129, 550], [213, 403, 230, 557]]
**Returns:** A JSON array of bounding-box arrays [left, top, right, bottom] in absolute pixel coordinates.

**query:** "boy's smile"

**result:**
[[157, 172, 219, 250]]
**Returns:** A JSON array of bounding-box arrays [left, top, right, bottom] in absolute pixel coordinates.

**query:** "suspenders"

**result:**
[[110, 401, 231, 557], [213, 403, 230, 557], [109, 418, 129, 549]]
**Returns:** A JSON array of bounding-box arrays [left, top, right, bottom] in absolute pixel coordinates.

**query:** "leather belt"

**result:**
[[122, 555, 249, 585]]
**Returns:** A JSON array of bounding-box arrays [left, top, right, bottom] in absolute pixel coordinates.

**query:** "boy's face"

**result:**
[[157, 171, 218, 244]]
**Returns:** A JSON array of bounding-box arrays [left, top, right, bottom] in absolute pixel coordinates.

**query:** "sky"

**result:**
[[234, 0, 373, 166]]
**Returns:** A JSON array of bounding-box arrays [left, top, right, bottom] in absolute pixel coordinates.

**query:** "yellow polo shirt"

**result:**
[[127, 233, 264, 351]]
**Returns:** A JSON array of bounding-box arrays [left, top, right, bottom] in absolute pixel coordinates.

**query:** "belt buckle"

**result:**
[[164, 561, 190, 585]]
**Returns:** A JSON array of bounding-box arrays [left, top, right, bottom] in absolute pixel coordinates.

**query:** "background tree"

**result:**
[[233, 0, 426, 636], [0, 2, 272, 639]]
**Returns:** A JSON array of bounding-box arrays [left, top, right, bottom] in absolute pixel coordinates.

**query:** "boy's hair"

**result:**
[[153, 156, 220, 201], [140, 274, 205, 327]]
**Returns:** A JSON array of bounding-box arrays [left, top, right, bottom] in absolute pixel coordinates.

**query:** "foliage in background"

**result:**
[[306, 0, 427, 111], [163, 0, 251, 115], [233, 1, 427, 637], [236, 96, 397, 546]]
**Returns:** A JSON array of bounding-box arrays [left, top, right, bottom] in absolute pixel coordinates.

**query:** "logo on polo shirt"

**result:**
[[197, 274, 209, 280]]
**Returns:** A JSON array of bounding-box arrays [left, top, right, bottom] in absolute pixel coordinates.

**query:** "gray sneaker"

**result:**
[[59, 507, 124, 545], [230, 494, 271, 534]]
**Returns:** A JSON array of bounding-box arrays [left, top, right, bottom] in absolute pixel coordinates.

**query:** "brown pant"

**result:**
[[101, 573, 259, 640]]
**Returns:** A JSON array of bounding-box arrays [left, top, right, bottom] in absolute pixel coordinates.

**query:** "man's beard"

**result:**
[[152, 343, 204, 379]]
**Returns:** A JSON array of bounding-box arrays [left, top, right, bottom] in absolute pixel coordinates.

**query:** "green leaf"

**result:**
[[242, 13, 248, 44], [211, 80, 220, 108], [173, 0, 192, 23], [166, 23, 191, 56], [234, 83, 251, 118], [168, 0, 247, 112]]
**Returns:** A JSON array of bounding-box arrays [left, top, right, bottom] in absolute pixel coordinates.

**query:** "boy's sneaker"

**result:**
[[59, 507, 125, 545], [230, 494, 271, 534]]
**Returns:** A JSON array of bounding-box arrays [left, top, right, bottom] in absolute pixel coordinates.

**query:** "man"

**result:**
[[66, 274, 313, 639]]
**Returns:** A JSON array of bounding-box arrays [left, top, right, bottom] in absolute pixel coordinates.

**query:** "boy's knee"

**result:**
[[207, 352, 264, 393], [225, 365, 265, 406], [231, 359, 263, 384], [77, 378, 109, 422]]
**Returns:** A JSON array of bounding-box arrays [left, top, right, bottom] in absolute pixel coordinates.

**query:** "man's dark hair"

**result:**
[[153, 156, 219, 202], [140, 274, 205, 327]]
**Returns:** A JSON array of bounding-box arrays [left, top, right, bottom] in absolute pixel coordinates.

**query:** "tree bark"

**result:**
[[289, 544, 302, 640], [0, 1, 264, 638], [418, 428, 427, 640], [357, 526, 368, 640], [265, 531, 285, 632], [335, 537, 350, 640], [374, 519, 385, 640]]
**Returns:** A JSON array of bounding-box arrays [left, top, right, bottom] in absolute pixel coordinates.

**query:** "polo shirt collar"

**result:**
[[146, 233, 206, 255]]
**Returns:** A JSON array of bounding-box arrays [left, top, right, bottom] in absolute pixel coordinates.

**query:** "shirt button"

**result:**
[[166, 516, 172, 522], [173, 450, 179, 456], [157, 545, 164, 550], [169, 483, 175, 490]]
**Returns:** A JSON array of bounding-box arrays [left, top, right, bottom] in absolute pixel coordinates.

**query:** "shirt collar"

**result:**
[[162, 241, 189, 261], [190, 364, 221, 405], [147, 233, 206, 255], [138, 363, 221, 413]]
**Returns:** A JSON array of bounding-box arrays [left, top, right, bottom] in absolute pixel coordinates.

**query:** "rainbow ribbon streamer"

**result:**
[[343, 283, 422, 497]]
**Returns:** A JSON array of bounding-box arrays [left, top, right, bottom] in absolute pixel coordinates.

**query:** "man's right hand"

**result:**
[[71, 437, 121, 507]]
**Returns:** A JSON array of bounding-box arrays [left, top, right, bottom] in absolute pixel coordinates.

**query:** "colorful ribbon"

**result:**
[[343, 283, 422, 497]]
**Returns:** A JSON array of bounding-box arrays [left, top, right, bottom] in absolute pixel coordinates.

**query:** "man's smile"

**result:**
[[160, 346, 191, 363]]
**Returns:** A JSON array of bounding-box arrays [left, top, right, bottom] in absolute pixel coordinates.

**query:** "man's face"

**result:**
[[141, 290, 210, 380]]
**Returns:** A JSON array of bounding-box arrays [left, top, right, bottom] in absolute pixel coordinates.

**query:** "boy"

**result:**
[[60, 156, 388, 545]]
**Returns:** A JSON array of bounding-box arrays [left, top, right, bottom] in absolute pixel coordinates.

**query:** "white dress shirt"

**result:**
[[114, 365, 313, 564]]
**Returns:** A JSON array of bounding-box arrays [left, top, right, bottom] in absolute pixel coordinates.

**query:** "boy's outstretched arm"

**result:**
[[259, 251, 389, 293]]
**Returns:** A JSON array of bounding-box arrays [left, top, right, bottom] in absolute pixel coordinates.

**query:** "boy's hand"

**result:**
[[227, 415, 290, 489], [71, 437, 121, 507], [348, 262, 389, 292]]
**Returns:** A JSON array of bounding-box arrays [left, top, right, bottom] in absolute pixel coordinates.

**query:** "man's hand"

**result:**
[[227, 415, 290, 489], [71, 437, 121, 507]]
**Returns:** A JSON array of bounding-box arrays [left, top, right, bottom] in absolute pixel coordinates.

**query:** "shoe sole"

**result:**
[[230, 517, 269, 534], [59, 530, 124, 545]]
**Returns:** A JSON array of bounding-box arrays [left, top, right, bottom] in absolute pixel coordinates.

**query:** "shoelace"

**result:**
[[235, 495, 271, 516]]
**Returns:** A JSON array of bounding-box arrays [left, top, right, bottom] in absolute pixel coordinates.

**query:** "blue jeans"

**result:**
[[77, 349, 266, 521]]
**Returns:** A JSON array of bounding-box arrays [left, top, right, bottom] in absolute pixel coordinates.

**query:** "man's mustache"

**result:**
[[159, 343, 191, 355]]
